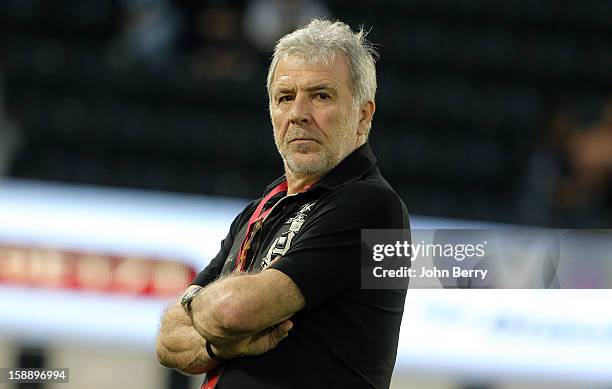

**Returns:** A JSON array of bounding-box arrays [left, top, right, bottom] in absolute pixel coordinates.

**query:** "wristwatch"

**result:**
[[180, 286, 203, 316]]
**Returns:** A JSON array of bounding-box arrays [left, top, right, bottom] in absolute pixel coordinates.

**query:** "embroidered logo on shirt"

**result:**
[[260, 201, 317, 269]]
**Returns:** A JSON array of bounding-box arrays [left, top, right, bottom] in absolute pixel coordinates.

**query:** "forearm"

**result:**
[[189, 273, 258, 346], [156, 302, 220, 374], [190, 269, 304, 347]]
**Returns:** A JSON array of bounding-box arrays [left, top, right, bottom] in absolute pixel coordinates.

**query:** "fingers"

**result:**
[[271, 320, 293, 345], [264, 256, 283, 269], [240, 320, 294, 356], [278, 320, 293, 333], [269, 257, 281, 266]]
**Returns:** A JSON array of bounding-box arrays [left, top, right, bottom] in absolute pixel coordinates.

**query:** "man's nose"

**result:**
[[289, 93, 311, 125]]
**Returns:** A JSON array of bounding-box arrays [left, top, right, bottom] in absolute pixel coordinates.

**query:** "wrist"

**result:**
[[206, 341, 231, 362]]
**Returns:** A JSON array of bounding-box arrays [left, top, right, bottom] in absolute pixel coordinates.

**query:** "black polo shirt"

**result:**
[[192, 142, 410, 389]]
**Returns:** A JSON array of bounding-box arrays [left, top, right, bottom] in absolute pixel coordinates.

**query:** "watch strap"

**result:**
[[205, 341, 227, 362]]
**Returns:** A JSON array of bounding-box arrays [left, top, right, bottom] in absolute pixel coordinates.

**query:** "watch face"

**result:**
[[181, 289, 191, 304], [181, 286, 202, 312]]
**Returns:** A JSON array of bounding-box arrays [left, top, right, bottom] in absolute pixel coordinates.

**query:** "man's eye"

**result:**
[[278, 95, 294, 103], [315, 93, 330, 100]]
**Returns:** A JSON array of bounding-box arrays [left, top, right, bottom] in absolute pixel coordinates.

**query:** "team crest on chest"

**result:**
[[260, 201, 317, 269]]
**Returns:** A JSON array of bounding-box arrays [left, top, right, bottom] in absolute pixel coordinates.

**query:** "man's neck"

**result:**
[[285, 170, 321, 195], [286, 175, 319, 195]]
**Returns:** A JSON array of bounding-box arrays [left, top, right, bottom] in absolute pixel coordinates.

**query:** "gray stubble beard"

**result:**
[[274, 110, 359, 178]]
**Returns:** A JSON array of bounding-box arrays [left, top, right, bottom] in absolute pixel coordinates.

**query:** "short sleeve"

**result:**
[[191, 200, 257, 287], [269, 183, 408, 309]]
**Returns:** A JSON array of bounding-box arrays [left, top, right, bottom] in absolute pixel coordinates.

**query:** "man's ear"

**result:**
[[357, 100, 376, 136]]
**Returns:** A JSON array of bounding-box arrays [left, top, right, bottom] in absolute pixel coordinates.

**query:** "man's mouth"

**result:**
[[289, 138, 319, 144]]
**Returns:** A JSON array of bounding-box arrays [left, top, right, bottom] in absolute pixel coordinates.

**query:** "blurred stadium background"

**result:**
[[0, 1, 611, 388]]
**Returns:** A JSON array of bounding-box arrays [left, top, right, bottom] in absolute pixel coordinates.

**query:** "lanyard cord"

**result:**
[[235, 181, 288, 272], [202, 179, 316, 389]]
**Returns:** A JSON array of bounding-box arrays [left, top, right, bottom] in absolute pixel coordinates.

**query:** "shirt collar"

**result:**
[[264, 142, 378, 195]]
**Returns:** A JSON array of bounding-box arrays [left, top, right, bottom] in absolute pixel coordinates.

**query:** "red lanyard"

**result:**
[[202, 181, 287, 389], [202, 180, 317, 389], [235, 180, 287, 272]]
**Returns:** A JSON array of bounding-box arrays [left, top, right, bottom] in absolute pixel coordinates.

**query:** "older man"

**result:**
[[156, 19, 409, 389]]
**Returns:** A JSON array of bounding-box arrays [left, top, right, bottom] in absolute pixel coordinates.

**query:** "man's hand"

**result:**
[[156, 284, 293, 375], [211, 320, 293, 359], [156, 298, 220, 375]]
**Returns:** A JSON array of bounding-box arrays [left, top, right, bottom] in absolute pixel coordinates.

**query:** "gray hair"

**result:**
[[266, 19, 378, 108]]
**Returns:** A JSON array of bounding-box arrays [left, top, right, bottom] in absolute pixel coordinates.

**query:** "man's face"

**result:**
[[269, 54, 362, 177]]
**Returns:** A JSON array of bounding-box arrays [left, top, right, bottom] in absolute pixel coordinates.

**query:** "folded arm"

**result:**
[[189, 268, 305, 356], [157, 272, 300, 370]]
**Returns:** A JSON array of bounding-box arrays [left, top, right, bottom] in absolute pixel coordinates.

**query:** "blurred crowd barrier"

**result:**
[[0, 180, 610, 389]]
